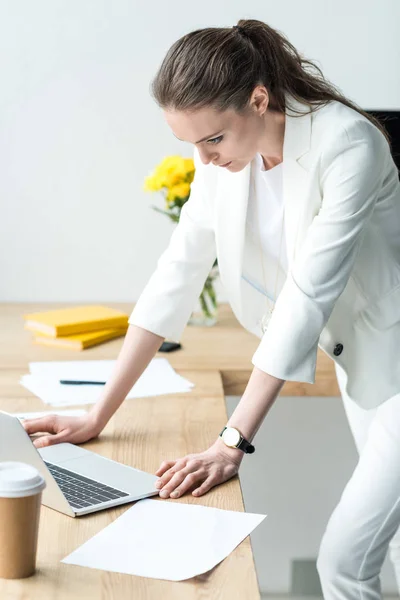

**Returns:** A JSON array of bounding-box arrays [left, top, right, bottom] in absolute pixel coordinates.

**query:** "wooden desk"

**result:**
[[0, 302, 339, 397], [0, 303, 265, 599]]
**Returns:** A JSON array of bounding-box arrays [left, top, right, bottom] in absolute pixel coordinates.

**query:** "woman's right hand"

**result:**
[[21, 414, 102, 449]]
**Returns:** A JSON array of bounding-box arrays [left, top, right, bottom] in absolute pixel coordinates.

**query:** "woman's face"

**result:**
[[163, 95, 269, 173]]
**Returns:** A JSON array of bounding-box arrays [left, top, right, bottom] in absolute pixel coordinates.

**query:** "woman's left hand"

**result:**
[[155, 438, 244, 499]]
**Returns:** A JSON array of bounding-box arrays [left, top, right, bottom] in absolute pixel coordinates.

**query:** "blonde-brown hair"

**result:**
[[151, 18, 390, 144]]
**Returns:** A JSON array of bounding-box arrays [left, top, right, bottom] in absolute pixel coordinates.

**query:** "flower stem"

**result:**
[[207, 281, 217, 309], [151, 206, 180, 223], [199, 290, 212, 318]]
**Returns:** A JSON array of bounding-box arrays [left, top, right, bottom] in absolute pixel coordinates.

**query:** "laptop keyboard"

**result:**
[[44, 461, 130, 510]]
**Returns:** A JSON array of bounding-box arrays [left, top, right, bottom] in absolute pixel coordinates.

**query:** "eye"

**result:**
[[207, 135, 223, 145]]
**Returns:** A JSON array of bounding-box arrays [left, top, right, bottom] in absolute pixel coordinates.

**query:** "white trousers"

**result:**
[[317, 363, 400, 599]]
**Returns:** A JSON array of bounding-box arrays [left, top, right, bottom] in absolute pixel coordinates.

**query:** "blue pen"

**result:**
[[59, 380, 106, 385]]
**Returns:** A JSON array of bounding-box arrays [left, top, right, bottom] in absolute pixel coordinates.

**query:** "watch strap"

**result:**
[[237, 436, 255, 454]]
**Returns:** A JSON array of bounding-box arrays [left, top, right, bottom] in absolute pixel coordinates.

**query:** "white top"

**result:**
[[243, 153, 288, 304]]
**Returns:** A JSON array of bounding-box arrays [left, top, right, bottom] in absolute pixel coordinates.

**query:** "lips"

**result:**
[[219, 161, 232, 167]]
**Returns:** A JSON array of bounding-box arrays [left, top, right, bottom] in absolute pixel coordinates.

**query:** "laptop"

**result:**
[[0, 411, 159, 517]]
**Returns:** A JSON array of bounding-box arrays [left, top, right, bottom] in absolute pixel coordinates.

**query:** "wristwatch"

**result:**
[[219, 426, 255, 454]]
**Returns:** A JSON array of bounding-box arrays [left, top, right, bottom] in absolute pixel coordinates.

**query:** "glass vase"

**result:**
[[188, 267, 219, 326]]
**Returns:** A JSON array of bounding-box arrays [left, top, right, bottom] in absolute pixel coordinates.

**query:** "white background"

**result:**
[[1, 0, 399, 302], [1, 1, 400, 594]]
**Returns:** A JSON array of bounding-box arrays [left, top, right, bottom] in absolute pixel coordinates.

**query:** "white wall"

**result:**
[[1, 3, 400, 594], [1, 0, 399, 301]]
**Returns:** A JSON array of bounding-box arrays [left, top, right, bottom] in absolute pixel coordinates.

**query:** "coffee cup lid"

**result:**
[[0, 462, 46, 498]]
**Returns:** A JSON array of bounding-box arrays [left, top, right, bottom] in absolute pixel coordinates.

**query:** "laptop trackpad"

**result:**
[[38, 443, 87, 463]]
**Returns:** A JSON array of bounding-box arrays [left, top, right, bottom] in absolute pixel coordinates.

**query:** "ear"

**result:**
[[250, 85, 269, 116]]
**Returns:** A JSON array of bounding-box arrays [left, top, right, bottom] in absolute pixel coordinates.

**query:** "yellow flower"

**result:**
[[143, 155, 195, 192], [158, 156, 189, 187], [183, 158, 195, 183], [143, 174, 162, 192], [166, 182, 191, 203]]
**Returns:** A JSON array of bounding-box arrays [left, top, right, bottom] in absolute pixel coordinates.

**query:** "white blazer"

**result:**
[[130, 95, 400, 409]]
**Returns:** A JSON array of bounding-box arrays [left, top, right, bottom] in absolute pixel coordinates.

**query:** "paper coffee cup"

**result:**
[[0, 462, 46, 579]]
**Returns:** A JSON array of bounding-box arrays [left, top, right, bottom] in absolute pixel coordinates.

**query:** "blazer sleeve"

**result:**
[[128, 148, 217, 341], [251, 118, 389, 382]]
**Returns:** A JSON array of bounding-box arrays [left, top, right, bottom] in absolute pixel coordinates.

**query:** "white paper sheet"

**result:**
[[62, 498, 266, 581], [19, 358, 194, 407]]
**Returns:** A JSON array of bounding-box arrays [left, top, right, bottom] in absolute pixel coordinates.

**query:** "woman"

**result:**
[[23, 19, 400, 599]]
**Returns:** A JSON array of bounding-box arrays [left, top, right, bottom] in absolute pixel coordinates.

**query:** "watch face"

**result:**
[[223, 427, 241, 447]]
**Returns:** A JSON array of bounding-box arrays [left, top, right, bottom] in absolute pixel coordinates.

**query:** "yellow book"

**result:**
[[23, 305, 129, 338], [33, 327, 127, 351]]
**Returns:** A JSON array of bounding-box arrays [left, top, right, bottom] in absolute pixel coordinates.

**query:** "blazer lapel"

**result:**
[[215, 162, 251, 317], [215, 95, 312, 320], [282, 98, 312, 268]]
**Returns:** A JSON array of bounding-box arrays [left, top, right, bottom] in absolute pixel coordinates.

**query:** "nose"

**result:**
[[198, 148, 218, 166]]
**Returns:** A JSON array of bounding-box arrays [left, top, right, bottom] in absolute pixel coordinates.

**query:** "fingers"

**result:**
[[155, 453, 197, 478], [155, 459, 177, 477], [160, 470, 203, 499], [191, 476, 216, 497], [158, 469, 193, 498], [155, 451, 239, 499], [32, 431, 66, 449], [155, 457, 197, 489], [22, 415, 58, 435]]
